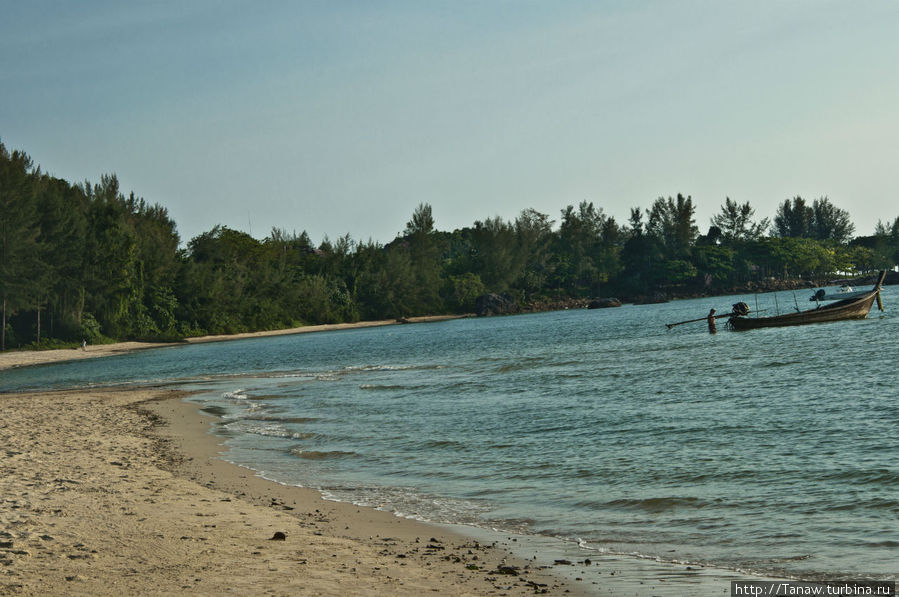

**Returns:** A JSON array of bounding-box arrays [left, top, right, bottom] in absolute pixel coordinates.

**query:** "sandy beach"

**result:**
[[0, 386, 587, 596], [0, 316, 466, 372], [0, 385, 778, 597]]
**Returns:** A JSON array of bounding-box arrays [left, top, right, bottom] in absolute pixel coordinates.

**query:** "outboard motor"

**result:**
[[732, 302, 750, 316], [810, 289, 826, 302]]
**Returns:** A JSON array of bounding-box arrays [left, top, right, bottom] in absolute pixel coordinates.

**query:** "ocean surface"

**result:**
[[3, 285, 897, 581]]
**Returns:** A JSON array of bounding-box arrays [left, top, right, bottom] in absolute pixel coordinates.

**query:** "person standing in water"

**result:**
[[707, 308, 717, 334]]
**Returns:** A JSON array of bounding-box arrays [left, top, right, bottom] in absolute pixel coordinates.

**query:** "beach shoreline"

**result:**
[[0, 316, 787, 595], [0, 314, 468, 372], [160, 395, 779, 596], [0, 386, 585, 596], [0, 384, 779, 596]]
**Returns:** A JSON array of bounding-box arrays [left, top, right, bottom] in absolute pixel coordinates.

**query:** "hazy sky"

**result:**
[[3, 1, 898, 245]]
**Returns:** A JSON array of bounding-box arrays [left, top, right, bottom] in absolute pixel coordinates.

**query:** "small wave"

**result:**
[[222, 389, 247, 399], [825, 497, 899, 513], [315, 484, 491, 527], [242, 393, 289, 402], [527, 423, 578, 434], [267, 372, 317, 379], [240, 415, 319, 424], [819, 469, 899, 486], [359, 384, 424, 391], [493, 357, 584, 374], [862, 540, 899, 548], [495, 362, 533, 373], [602, 496, 706, 512], [289, 432, 319, 440], [345, 364, 446, 372], [224, 421, 312, 440], [421, 439, 464, 449], [290, 449, 357, 460], [754, 531, 804, 540], [761, 360, 802, 368], [771, 554, 812, 562]]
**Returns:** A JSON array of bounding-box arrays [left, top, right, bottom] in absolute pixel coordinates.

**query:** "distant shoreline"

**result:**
[[4, 272, 895, 373], [0, 314, 469, 372]]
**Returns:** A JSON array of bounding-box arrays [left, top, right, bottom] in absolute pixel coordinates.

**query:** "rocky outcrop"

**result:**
[[474, 293, 519, 317], [587, 298, 622, 309], [633, 292, 669, 305], [520, 298, 588, 312]]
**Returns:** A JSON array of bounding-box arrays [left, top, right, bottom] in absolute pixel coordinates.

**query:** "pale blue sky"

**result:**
[[2, 1, 898, 245]]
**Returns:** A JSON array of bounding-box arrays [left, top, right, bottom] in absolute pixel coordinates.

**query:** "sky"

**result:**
[[2, 1, 899, 246]]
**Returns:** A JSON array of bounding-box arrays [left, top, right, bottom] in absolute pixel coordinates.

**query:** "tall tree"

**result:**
[[627, 207, 644, 236], [177, 225, 255, 334], [774, 196, 854, 243], [811, 197, 854, 243], [0, 143, 43, 349], [35, 175, 88, 337], [711, 197, 770, 242], [404, 203, 435, 236], [645, 193, 698, 257], [773, 196, 814, 238], [513, 208, 554, 293], [468, 216, 520, 291], [618, 207, 660, 294], [401, 203, 442, 313], [553, 201, 621, 295], [81, 175, 144, 338], [874, 216, 899, 238]]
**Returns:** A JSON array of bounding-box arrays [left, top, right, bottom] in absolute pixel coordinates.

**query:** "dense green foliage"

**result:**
[[2, 140, 897, 349]]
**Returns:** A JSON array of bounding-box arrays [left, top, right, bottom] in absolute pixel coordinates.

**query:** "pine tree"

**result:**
[[0, 142, 43, 350]]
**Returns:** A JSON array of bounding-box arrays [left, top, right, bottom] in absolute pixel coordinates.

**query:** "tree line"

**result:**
[[2, 140, 898, 349]]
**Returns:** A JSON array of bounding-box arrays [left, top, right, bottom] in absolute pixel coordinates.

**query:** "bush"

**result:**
[[2, 324, 17, 348], [80, 313, 106, 344], [449, 273, 486, 312], [20, 338, 80, 351]]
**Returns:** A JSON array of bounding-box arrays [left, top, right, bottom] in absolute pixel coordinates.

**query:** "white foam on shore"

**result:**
[[433, 522, 779, 596], [214, 431, 779, 596]]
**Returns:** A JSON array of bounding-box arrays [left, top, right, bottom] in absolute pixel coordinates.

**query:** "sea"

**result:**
[[2, 284, 897, 583]]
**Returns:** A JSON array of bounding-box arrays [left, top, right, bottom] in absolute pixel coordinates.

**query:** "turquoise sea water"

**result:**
[[2, 285, 897, 581]]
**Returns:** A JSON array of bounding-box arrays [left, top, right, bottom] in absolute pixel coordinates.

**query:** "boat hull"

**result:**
[[729, 292, 878, 330]]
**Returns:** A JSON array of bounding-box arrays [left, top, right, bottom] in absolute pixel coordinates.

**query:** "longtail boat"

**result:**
[[728, 271, 886, 330], [808, 286, 871, 302]]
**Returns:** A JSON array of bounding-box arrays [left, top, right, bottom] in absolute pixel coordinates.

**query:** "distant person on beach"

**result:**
[[707, 309, 716, 334], [81, 338, 87, 351]]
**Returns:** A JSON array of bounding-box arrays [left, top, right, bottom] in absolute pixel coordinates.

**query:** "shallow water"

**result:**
[[3, 285, 897, 580]]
